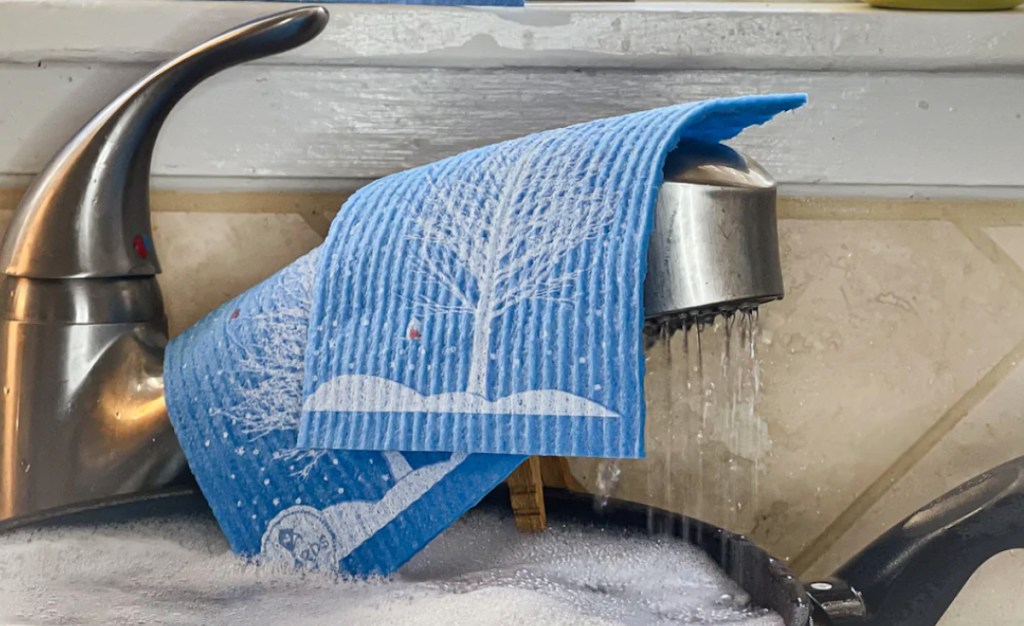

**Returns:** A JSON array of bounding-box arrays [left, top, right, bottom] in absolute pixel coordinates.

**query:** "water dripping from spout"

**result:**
[[700, 310, 764, 534], [623, 308, 766, 538]]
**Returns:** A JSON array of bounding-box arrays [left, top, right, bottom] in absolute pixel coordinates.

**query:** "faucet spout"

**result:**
[[0, 6, 328, 279], [644, 141, 784, 323]]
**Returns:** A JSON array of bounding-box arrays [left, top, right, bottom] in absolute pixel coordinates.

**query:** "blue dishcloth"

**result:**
[[166, 248, 524, 577], [298, 94, 806, 458]]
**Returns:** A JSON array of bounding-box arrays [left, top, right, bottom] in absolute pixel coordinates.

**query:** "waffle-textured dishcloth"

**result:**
[[298, 94, 806, 458], [166, 249, 524, 576]]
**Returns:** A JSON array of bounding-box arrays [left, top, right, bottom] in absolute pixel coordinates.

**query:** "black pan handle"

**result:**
[[829, 454, 1024, 626]]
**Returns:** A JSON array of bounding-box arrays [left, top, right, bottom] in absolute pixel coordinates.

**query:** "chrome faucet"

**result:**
[[0, 7, 329, 524]]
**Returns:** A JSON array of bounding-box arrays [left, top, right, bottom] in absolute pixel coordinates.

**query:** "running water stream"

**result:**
[[593, 310, 766, 536]]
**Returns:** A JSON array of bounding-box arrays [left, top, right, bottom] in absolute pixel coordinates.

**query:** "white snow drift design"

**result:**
[[261, 452, 467, 569], [304, 375, 619, 418]]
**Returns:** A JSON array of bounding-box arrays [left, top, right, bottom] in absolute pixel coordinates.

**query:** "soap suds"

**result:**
[[0, 509, 782, 626]]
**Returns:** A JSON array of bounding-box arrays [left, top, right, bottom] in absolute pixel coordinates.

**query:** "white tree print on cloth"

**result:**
[[215, 251, 327, 479], [305, 134, 620, 420], [261, 451, 468, 571], [410, 136, 618, 398]]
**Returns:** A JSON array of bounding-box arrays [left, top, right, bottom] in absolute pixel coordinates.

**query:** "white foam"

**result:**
[[0, 509, 784, 626]]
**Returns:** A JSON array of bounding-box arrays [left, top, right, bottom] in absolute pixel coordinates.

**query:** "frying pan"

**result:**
[[3, 455, 1023, 626]]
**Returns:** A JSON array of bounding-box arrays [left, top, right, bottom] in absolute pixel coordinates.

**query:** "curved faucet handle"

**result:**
[[0, 7, 329, 279]]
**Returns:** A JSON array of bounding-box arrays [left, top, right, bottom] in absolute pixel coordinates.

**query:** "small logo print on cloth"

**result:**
[[261, 452, 466, 571]]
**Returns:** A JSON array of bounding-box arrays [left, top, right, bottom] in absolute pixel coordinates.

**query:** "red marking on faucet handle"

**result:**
[[132, 234, 149, 259]]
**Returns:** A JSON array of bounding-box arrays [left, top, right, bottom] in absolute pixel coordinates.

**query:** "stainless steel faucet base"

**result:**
[[0, 7, 329, 524], [0, 278, 184, 519]]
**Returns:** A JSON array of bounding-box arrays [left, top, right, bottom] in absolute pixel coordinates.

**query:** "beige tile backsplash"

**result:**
[[3, 189, 1023, 622], [153, 212, 322, 336]]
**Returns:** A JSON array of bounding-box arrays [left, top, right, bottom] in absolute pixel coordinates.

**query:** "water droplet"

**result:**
[[593, 460, 622, 510]]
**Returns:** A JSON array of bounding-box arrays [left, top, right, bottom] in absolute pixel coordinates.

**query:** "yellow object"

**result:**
[[865, 0, 1020, 8]]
